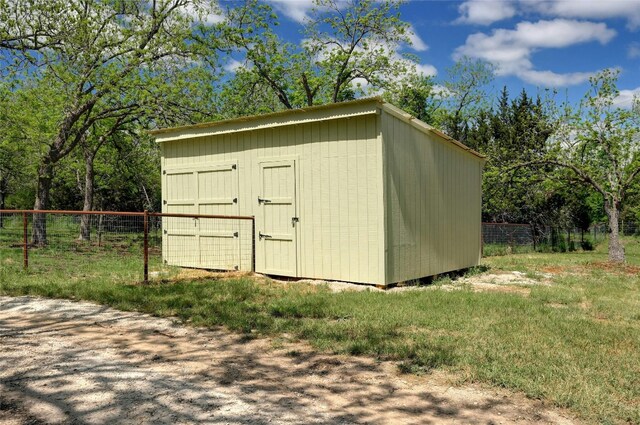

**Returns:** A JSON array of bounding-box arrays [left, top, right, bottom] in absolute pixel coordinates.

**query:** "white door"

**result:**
[[163, 162, 240, 270], [164, 169, 199, 267], [196, 163, 241, 270], [257, 160, 298, 276]]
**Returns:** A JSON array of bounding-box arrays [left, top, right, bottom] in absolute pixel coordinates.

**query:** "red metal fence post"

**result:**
[[143, 210, 149, 283], [23, 212, 28, 269]]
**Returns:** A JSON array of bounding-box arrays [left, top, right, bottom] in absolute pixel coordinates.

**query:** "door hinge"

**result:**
[[232, 164, 237, 170], [259, 232, 272, 239], [163, 200, 167, 205], [233, 231, 239, 237], [233, 198, 238, 204], [162, 170, 166, 175], [163, 229, 167, 235], [258, 197, 271, 204]]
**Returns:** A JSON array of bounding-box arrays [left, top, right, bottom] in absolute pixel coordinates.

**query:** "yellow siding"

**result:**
[[161, 114, 385, 284], [382, 111, 483, 284], [159, 99, 484, 286]]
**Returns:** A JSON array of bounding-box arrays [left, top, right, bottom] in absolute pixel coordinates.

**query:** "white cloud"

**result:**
[[179, 3, 225, 25], [268, 0, 315, 23], [629, 42, 640, 59], [407, 25, 428, 51], [512, 19, 615, 47], [457, 0, 516, 25], [454, 19, 616, 86], [350, 77, 374, 93], [224, 58, 245, 73], [456, 0, 640, 29], [526, 0, 640, 30], [432, 84, 452, 99], [416, 63, 437, 76], [517, 69, 595, 87], [613, 87, 640, 108]]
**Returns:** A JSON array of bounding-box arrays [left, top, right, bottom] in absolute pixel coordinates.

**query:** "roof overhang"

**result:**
[[380, 103, 486, 161], [149, 97, 381, 143], [149, 97, 485, 160]]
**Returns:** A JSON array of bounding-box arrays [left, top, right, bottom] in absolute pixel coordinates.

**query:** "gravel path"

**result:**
[[0, 296, 577, 424]]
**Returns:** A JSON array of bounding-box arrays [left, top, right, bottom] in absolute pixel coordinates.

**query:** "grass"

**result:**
[[1, 239, 639, 424]]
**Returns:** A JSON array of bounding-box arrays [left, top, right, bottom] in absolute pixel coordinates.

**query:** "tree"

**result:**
[[0, 79, 59, 215], [384, 75, 438, 124], [215, 0, 425, 112], [437, 57, 495, 143], [519, 69, 640, 262], [77, 117, 133, 240], [0, 85, 25, 218], [0, 0, 219, 244], [471, 87, 560, 230]]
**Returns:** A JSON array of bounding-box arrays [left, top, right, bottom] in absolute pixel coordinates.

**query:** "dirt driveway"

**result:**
[[0, 296, 576, 424]]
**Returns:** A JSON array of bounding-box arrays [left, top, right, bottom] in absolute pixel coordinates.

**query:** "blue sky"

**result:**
[[253, 0, 640, 108]]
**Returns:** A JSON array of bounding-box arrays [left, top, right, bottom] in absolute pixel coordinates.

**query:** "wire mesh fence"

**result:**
[[482, 221, 638, 256], [0, 210, 254, 282], [619, 221, 640, 236], [162, 214, 254, 272], [2, 210, 637, 277]]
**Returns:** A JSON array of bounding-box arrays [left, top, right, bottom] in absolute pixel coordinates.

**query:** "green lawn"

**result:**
[[1, 238, 639, 424]]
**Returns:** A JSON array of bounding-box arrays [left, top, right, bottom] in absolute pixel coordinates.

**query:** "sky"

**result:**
[[250, 0, 640, 108]]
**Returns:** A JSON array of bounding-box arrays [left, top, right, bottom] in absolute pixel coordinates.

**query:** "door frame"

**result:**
[[256, 156, 300, 277]]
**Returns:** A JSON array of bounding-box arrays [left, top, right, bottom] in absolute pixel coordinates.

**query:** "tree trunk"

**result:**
[[79, 149, 96, 241], [604, 199, 625, 263], [32, 161, 54, 246]]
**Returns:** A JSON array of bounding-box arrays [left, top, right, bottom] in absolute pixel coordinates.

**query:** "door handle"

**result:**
[[259, 232, 272, 239], [291, 217, 299, 226]]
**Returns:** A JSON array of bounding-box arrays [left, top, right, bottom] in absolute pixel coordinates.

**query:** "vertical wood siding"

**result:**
[[161, 114, 385, 284], [382, 112, 483, 284]]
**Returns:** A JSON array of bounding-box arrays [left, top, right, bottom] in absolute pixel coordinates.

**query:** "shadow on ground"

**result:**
[[0, 296, 572, 424]]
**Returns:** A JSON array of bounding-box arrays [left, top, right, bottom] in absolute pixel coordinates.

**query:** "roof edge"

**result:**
[[149, 96, 485, 161], [149, 97, 384, 139], [379, 103, 486, 160]]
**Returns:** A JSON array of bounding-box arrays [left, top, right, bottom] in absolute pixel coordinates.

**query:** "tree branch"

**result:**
[[510, 159, 607, 198]]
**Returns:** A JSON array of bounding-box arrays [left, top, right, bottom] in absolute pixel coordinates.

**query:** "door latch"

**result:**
[[291, 217, 299, 226]]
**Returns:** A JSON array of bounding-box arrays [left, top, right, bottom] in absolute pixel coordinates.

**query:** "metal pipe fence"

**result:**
[[2, 210, 637, 277], [0, 210, 255, 282]]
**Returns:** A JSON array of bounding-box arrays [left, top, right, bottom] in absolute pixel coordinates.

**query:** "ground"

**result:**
[[0, 296, 576, 425], [1, 237, 639, 423]]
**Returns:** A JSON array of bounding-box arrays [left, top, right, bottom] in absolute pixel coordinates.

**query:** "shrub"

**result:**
[[581, 240, 594, 251]]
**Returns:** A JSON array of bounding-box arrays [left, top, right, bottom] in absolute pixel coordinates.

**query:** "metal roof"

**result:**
[[150, 97, 485, 160]]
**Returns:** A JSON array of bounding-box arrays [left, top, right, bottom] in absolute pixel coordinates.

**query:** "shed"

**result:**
[[150, 98, 485, 286]]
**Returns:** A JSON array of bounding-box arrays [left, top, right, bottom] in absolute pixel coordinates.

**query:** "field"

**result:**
[[1, 237, 639, 424]]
